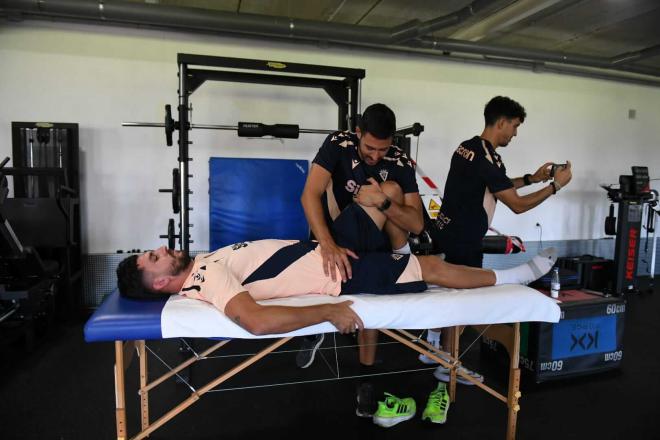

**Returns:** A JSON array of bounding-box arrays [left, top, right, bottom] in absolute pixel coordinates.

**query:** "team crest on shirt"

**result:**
[[391, 253, 404, 261], [379, 169, 389, 181], [190, 269, 205, 284]]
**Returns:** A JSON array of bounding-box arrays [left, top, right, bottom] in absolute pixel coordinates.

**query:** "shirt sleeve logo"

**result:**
[[456, 145, 476, 161], [385, 147, 413, 168]]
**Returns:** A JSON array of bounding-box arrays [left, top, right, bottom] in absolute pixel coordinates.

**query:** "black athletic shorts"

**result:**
[[340, 251, 427, 295], [331, 203, 390, 252]]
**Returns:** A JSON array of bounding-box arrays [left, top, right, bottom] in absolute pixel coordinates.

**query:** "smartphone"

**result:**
[[550, 163, 567, 177]]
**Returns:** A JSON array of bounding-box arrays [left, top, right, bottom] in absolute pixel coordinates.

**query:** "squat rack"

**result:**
[[165, 53, 365, 252]]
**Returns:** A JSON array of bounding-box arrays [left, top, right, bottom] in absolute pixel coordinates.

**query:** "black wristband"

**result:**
[[551, 182, 558, 194], [523, 174, 532, 186], [378, 197, 391, 212]]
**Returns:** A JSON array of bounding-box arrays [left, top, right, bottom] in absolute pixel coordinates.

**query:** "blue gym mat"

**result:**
[[209, 157, 309, 249]]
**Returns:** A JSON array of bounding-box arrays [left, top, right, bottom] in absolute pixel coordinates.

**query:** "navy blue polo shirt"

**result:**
[[434, 136, 513, 248], [312, 131, 418, 223]]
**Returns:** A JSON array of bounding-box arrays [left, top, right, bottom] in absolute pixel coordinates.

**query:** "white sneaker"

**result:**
[[434, 364, 484, 386], [419, 352, 442, 364]]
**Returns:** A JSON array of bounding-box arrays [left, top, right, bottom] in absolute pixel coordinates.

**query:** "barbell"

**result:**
[[123, 105, 336, 145], [124, 105, 424, 146]]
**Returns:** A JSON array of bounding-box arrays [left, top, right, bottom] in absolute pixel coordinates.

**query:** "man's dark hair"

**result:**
[[116, 255, 172, 301], [358, 103, 396, 139], [484, 96, 526, 126]]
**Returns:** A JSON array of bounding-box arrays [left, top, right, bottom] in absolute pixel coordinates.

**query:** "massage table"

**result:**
[[85, 284, 560, 440]]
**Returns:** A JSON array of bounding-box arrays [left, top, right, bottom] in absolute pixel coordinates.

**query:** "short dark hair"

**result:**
[[116, 254, 172, 301], [484, 96, 526, 126], [358, 103, 396, 139]]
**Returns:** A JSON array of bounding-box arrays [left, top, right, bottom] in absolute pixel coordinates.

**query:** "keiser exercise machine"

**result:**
[[602, 166, 654, 294]]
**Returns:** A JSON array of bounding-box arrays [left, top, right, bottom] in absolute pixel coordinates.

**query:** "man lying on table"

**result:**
[[116, 204, 556, 336]]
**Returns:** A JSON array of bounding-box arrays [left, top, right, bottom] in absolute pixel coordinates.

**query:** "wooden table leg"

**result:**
[[138, 340, 149, 433], [114, 341, 127, 440], [506, 323, 521, 440]]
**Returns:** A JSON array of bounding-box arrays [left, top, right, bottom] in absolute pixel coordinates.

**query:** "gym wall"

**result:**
[[1, 20, 659, 260]]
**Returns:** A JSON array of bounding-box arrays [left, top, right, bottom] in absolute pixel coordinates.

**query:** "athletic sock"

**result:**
[[393, 243, 411, 254], [426, 329, 441, 347], [493, 247, 557, 285]]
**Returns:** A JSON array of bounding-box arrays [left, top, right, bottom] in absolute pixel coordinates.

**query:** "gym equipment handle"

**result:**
[[237, 122, 299, 139]]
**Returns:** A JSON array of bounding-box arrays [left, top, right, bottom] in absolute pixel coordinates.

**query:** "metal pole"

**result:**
[[651, 221, 657, 280], [178, 61, 190, 253]]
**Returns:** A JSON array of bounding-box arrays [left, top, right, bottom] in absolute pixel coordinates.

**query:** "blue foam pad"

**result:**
[[84, 290, 166, 342], [209, 158, 309, 249]]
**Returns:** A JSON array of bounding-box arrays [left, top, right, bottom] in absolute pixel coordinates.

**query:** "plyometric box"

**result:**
[[482, 290, 625, 383]]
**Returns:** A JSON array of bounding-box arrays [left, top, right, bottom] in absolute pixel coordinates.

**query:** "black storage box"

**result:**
[[482, 290, 625, 383], [560, 255, 614, 292], [529, 263, 581, 290]]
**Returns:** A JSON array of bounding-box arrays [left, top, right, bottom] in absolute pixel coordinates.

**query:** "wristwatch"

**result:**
[[551, 181, 562, 194], [523, 174, 533, 186], [378, 197, 392, 212]]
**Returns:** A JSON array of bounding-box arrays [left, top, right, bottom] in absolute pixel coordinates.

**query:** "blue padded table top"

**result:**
[[84, 290, 166, 342]]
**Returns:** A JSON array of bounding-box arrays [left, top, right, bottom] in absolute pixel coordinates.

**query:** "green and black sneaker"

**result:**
[[372, 393, 416, 428], [422, 382, 450, 424]]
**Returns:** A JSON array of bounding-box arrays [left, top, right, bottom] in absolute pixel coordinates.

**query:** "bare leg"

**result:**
[[358, 329, 379, 365], [380, 182, 408, 249], [417, 255, 496, 288], [354, 182, 407, 365], [357, 181, 408, 249]]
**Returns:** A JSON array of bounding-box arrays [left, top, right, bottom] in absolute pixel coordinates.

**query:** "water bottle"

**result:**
[[550, 267, 560, 299]]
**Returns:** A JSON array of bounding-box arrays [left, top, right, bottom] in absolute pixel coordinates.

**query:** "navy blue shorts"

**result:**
[[340, 252, 427, 295], [331, 203, 391, 252]]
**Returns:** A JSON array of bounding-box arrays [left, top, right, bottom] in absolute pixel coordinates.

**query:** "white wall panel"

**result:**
[[1, 20, 659, 252]]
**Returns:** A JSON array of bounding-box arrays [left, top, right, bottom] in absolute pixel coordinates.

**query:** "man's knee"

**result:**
[[380, 181, 403, 203], [418, 255, 445, 285]]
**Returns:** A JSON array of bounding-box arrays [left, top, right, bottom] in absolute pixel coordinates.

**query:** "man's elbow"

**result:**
[[300, 187, 317, 208], [503, 199, 527, 214], [234, 314, 271, 336], [246, 323, 270, 336], [243, 321, 271, 336]]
